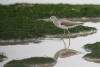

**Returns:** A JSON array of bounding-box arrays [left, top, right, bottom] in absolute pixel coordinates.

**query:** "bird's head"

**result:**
[[50, 16, 57, 22]]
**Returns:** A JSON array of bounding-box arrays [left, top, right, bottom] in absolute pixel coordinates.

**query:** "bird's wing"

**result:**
[[60, 21, 79, 27], [60, 19, 74, 23]]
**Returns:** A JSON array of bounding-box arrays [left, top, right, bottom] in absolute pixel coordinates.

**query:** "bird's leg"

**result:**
[[62, 29, 67, 48], [61, 29, 67, 48], [62, 38, 67, 49], [64, 29, 66, 35], [67, 28, 71, 49]]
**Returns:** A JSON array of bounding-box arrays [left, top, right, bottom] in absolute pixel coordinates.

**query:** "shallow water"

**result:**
[[0, 22, 100, 67], [0, 0, 100, 5]]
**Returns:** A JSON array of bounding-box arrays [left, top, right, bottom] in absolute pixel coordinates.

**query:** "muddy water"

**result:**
[[0, 22, 100, 67]]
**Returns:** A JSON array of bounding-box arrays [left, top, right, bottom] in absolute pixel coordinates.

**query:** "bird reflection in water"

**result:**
[[54, 48, 82, 60], [35, 49, 81, 67]]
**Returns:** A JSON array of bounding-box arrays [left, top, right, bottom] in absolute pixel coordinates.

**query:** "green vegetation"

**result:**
[[84, 42, 100, 58], [1, 4, 100, 18], [0, 53, 7, 62], [68, 25, 96, 33], [0, 4, 97, 40], [0, 19, 96, 40], [0, 53, 6, 58], [4, 57, 56, 67]]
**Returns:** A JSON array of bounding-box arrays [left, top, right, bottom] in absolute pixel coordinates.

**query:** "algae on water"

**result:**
[[83, 42, 100, 63], [4, 57, 56, 67]]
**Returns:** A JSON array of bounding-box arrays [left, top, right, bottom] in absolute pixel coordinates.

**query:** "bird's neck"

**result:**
[[52, 18, 57, 23], [52, 19, 58, 25], [54, 51, 59, 60]]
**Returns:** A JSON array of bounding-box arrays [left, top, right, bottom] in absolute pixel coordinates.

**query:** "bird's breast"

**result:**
[[58, 24, 68, 29]]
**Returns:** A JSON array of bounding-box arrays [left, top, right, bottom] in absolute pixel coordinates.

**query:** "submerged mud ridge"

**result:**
[[0, 39, 41, 45], [84, 57, 100, 63]]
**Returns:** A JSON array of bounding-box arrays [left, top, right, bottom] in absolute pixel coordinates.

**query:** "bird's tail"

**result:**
[[79, 23, 84, 25]]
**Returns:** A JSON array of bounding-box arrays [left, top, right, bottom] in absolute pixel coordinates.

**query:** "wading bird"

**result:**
[[50, 16, 83, 48]]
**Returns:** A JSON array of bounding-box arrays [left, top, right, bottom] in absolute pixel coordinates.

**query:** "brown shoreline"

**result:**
[[46, 30, 97, 38], [0, 39, 41, 45], [0, 29, 96, 45], [83, 57, 100, 63]]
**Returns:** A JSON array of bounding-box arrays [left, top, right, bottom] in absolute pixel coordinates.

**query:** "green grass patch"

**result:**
[[84, 42, 100, 58], [1, 4, 100, 19], [4, 57, 56, 67], [0, 4, 97, 40], [0, 53, 6, 58], [0, 53, 7, 62], [0, 19, 96, 40], [68, 25, 96, 33]]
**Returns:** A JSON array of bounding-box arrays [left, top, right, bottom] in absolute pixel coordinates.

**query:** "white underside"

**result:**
[[58, 25, 79, 29]]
